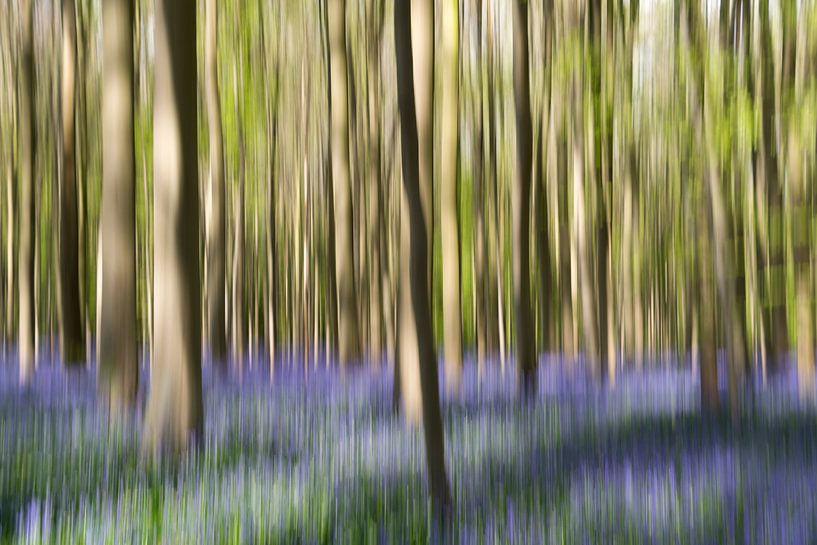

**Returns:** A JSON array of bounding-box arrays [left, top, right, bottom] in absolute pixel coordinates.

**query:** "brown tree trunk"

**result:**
[[17, 0, 35, 384], [60, 0, 85, 366], [99, 0, 138, 410], [143, 0, 202, 454], [204, 0, 227, 364], [757, 0, 787, 374], [512, 0, 536, 396], [394, 0, 451, 514], [328, 0, 361, 367]]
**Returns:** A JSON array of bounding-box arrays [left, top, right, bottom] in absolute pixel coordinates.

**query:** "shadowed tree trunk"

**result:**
[[143, 0, 202, 454], [328, 0, 361, 367], [60, 0, 85, 365], [440, 0, 462, 394], [18, 0, 35, 384], [204, 0, 227, 364], [99, 0, 138, 411], [394, 0, 451, 515], [512, 0, 535, 397], [757, 0, 787, 374]]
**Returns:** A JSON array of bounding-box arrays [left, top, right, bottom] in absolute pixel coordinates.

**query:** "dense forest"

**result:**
[[0, 0, 816, 540]]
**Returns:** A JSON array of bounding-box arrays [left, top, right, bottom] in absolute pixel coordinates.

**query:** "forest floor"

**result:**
[[1, 354, 816, 544]]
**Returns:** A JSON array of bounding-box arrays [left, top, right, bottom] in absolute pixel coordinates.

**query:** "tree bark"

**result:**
[[328, 0, 362, 367], [18, 0, 35, 383], [143, 0, 202, 454], [99, 0, 138, 410], [60, 0, 85, 365], [440, 0, 462, 394], [204, 0, 227, 363], [512, 0, 536, 396], [394, 0, 451, 514]]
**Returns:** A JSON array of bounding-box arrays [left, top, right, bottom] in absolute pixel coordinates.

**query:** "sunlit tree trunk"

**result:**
[[512, 0, 535, 396], [60, 0, 85, 365], [787, 12, 814, 399], [18, 0, 36, 383], [394, 0, 451, 514], [204, 0, 227, 364], [99, 0, 138, 410], [143, 0, 202, 454], [328, 0, 362, 367], [440, 0, 462, 393]]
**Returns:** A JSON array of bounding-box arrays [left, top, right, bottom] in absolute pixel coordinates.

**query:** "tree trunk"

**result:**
[[18, 0, 36, 384], [440, 0, 462, 394], [757, 0, 787, 374], [60, 0, 85, 365], [143, 0, 202, 454], [204, 0, 227, 364], [328, 0, 361, 367], [230, 63, 245, 369], [394, 0, 451, 514], [99, 0, 138, 411], [512, 0, 536, 396], [5, 149, 14, 346]]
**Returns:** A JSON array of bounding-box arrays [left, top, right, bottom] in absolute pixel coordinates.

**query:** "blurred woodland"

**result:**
[[0, 0, 815, 513]]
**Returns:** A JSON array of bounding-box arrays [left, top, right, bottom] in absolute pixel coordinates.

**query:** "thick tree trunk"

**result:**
[[394, 0, 451, 514], [60, 0, 85, 365], [440, 0, 462, 394], [18, 0, 35, 383], [99, 0, 138, 411], [204, 0, 227, 363], [512, 0, 536, 396], [143, 0, 202, 454], [328, 0, 361, 367]]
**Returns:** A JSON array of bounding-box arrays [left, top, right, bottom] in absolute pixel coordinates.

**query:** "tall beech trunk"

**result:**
[[18, 0, 35, 383], [394, 0, 451, 514], [143, 0, 202, 454], [440, 0, 462, 393], [204, 0, 227, 363], [99, 0, 138, 410], [328, 0, 361, 367], [512, 0, 536, 396], [757, 0, 787, 374], [60, 0, 85, 365]]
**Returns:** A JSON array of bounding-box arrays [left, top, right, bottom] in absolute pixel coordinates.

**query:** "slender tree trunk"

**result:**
[[60, 0, 85, 365], [99, 0, 138, 410], [757, 0, 787, 374], [204, 0, 227, 364], [143, 0, 202, 454], [328, 0, 361, 367], [394, 0, 451, 514], [512, 0, 535, 396], [230, 64, 245, 369], [5, 151, 14, 346], [18, 0, 35, 383], [440, 0, 462, 393]]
